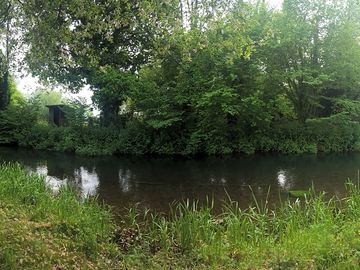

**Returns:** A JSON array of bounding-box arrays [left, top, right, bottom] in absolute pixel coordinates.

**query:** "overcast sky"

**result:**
[[15, 0, 284, 104]]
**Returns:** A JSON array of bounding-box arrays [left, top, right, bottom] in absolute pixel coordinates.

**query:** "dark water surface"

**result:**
[[1, 146, 359, 215]]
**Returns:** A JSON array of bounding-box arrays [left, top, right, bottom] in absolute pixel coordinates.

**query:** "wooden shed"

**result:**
[[46, 105, 66, 126]]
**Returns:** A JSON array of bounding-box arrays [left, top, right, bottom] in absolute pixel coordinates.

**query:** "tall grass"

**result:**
[[0, 163, 116, 261], [120, 183, 360, 269]]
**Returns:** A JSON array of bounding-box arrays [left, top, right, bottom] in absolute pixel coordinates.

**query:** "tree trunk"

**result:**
[[0, 71, 9, 110], [0, 1, 11, 110]]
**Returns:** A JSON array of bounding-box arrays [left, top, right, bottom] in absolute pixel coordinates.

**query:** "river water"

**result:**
[[1, 146, 359, 215]]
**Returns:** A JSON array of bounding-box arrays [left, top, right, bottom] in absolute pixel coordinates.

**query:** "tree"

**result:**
[[18, 0, 164, 125], [0, 0, 13, 109], [130, 1, 270, 154], [261, 0, 360, 122], [322, 0, 360, 101], [91, 67, 137, 126]]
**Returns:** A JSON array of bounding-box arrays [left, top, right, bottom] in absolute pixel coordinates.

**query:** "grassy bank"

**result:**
[[121, 194, 360, 269], [1, 163, 360, 269], [0, 163, 119, 269]]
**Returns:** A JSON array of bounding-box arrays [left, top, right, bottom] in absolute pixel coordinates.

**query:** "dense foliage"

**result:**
[[1, 0, 360, 155]]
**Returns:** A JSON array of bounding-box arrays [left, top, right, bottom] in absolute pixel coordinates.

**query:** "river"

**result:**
[[0, 146, 359, 215]]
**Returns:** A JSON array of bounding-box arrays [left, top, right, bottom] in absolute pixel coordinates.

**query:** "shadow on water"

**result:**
[[1, 146, 360, 215]]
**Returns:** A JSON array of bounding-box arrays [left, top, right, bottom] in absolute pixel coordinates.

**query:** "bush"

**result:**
[[1, 97, 360, 156], [254, 114, 360, 154], [0, 102, 39, 144]]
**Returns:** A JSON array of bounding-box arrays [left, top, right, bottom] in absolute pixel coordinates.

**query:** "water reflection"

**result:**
[[28, 163, 99, 196], [35, 164, 47, 175], [209, 177, 227, 185], [75, 167, 99, 197], [277, 169, 293, 190], [118, 169, 132, 193], [0, 146, 359, 214], [29, 163, 67, 192]]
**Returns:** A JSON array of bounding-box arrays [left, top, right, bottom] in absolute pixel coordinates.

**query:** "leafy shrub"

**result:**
[[0, 102, 39, 144], [116, 120, 152, 155], [1, 96, 360, 156]]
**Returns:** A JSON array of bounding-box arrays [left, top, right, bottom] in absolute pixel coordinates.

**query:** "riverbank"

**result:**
[[13, 115, 360, 156], [1, 163, 360, 269], [2, 103, 360, 156], [0, 163, 120, 269]]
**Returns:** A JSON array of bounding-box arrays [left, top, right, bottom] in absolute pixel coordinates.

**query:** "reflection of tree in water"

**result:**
[[24, 163, 66, 192], [74, 167, 99, 197], [277, 169, 294, 191], [2, 146, 360, 212], [2, 148, 100, 197], [90, 158, 138, 212], [44, 154, 90, 196], [47, 159, 76, 180], [93, 157, 138, 196], [118, 168, 132, 193]]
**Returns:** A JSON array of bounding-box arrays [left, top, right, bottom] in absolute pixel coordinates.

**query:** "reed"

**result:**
[[120, 183, 360, 269]]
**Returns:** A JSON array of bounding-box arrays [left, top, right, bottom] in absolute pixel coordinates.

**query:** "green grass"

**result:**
[[1, 163, 360, 269], [119, 187, 360, 269], [0, 163, 120, 269]]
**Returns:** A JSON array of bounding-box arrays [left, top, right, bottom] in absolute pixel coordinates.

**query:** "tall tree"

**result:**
[[0, 0, 13, 109], [261, 0, 360, 121], [20, 0, 163, 125], [131, 1, 268, 154]]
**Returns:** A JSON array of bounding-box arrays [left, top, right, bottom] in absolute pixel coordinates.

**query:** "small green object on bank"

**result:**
[[289, 190, 310, 198]]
